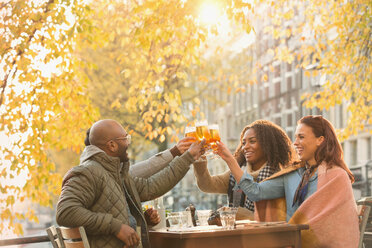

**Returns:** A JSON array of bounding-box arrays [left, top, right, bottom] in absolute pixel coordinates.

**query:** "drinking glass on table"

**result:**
[[197, 210, 212, 226], [220, 207, 238, 230], [179, 211, 190, 228], [166, 212, 182, 230]]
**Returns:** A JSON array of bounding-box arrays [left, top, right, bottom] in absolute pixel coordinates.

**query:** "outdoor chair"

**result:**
[[46, 225, 64, 248], [357, 197, 372, 248], [56, 226, 90, 248]]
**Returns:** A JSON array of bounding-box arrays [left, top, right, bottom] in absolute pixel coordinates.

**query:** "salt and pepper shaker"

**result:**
[[185, 203, 197, 226]]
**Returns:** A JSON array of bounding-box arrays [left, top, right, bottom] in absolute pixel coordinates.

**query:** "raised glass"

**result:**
[[195, 120, 210, 141], [206, 124, 220, 159], [185, 126, 197, 140]]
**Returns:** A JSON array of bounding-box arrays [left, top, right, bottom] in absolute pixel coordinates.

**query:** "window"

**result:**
[[287, 62, 292, 72], [287, 77, 292, 91], [287, 131, 293, 141], [273, 98, 280, 113], [265, 86, 269, 100], [296, 71, 302, 88], [275, 65, 281, 78], [350, 140, 357, 166], [286, 95, 291, 109], [275, 117, 281, 126], [260, 87, 265, 101], [287, 113, 293, 126], [338, 104, 344, 128], [275, 82, 280, 95]]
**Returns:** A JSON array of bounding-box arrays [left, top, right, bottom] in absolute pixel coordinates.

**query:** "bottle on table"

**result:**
[[152, 197, 166, 230]]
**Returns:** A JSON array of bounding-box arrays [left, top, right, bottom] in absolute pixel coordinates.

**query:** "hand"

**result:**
[[193, 155, 207, 166], [176, 137, 195, 154], [188, 139, 206, 160], [144, 208, 161, 226], [216, 141, 234, 162], [116, 224, 140, 248]]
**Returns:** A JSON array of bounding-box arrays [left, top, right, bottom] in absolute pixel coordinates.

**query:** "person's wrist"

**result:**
[[225, 155, 236, 164], [170, 145, 182, 157], [190, 151, 199, 160], [112, 219, 123, 236]]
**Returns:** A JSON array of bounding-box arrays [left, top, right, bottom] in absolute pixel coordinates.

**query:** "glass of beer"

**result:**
[[195, 120, 210, 142], [185, 126, 197, 140], [207, 124, 221, 159], [208, 124, 221, 143]]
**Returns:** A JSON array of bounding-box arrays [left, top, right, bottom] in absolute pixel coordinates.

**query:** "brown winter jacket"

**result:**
[[56, 145, 194, 248]]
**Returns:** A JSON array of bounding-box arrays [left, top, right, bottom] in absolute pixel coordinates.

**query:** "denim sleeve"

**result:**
[[237, 172, 285, 202]]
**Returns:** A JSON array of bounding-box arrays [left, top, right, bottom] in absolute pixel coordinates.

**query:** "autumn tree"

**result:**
[[0, 0, 98, 234], [0, 0, 253, 234], [80, 0, 219, 152]]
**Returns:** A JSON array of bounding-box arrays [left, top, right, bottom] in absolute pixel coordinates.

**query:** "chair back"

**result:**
[[56, 226, 90, 248], [46, 225, 65, 248], [357, 197, 372, 248]]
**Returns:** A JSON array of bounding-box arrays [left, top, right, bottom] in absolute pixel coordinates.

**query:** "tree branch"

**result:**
[[0, 1, 11, 10], [0, 0, 55, 108]]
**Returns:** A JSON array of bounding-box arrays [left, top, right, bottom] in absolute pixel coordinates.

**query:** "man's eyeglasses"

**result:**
[[114, 134, 131, 144]]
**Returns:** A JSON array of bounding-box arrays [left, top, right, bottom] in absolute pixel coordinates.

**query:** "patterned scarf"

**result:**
[[292, 163, 318, 207], [228, 164, 278, 211]]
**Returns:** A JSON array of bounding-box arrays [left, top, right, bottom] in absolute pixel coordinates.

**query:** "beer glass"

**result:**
[[207, 124, 221, 159], [185, 126, 197, 140], [195, 120, 210, 142], [208, 124, 221, 143]]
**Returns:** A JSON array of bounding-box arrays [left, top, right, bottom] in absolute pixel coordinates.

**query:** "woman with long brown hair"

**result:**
[[217, 115, 359, 248]]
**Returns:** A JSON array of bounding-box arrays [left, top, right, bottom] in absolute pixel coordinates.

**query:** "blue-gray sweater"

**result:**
[[237, 167, 318, 221]]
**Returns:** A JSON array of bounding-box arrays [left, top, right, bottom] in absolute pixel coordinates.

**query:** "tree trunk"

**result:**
[[157, 138, 168, 153]]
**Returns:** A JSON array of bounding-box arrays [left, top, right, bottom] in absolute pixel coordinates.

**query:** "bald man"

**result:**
[[84, 127, 195, 178], [56, 119, 204, 248]]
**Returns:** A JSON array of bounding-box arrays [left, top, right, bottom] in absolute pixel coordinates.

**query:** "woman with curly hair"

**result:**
[[216, 115, 359, 247], [193, 120, 295, 217]]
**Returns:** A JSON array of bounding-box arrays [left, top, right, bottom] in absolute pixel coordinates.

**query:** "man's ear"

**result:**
[[316, 136, 325, 146], [107, 140, 117, 153]]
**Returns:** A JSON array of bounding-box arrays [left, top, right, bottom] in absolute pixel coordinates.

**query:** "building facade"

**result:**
[[164, 3, 372, 212]]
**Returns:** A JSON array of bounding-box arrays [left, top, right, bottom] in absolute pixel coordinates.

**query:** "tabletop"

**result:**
[[149, 223, 309, 248]]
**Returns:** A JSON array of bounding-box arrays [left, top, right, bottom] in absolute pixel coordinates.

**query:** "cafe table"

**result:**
[[149, 222, 309, 248]]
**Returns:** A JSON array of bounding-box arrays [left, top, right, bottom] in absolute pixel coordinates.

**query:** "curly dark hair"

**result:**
[[233, 120, 295, 170]]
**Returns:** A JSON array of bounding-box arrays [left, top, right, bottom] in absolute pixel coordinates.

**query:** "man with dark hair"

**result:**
[[57, 119, 204, 248]]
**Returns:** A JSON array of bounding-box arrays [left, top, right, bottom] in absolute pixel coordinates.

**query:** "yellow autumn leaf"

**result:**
[[261, 74, 268, 82], [166, 126, 172, 135], [198, 75, 209, 82], [156, 114, 162, 123], [110, 99, 121, 109]]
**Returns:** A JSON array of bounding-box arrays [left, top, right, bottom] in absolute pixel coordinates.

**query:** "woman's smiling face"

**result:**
[[242, 128, 267, 169], [294, 123, 324, 165]]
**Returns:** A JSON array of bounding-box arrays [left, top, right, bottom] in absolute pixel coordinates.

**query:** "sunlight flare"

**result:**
[[199, 2, 222, 26]]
